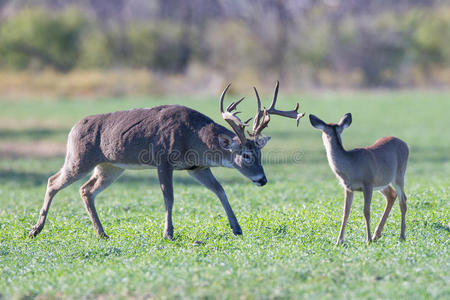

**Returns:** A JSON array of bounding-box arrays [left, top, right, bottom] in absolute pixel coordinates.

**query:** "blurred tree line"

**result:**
[[0, 0, 449, 88]]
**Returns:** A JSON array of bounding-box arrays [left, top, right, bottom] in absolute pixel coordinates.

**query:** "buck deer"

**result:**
[[28, 81, 304, 240], [309, 113, 409, 244]]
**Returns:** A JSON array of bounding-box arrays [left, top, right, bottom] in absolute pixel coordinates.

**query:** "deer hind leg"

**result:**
[[336, 189, 354, 245], [188, 168, 242, 236], [157, 165, 174, 240], [28, 165, 91, 238], [79, 163, 124, 239], [372, 185, 397, 241], [394, 179, 407, 241], [363, 185, 374, 244]]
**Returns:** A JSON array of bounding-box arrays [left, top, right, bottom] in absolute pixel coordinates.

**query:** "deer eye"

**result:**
[[242, 153, 251, 160]]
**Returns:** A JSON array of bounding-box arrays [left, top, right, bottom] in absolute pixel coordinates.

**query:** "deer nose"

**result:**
[[256, 176, 267, 186]]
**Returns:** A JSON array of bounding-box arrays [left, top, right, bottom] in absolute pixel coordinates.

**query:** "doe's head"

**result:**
[[309, 113, 352, 141]]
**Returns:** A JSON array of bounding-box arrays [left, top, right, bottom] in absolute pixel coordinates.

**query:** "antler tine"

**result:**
[[252, 87, 263, 133], [220, 83, 232, 113], [227, 97, 245, 112], [244, 117, 253, 124], [268, 80, 280, 111], [294, 102, 306, 126], [252, 85, 274, 136], [251, 81, 306, 136], [253, 109, 270, 136], [265, 81, 305, 127], [297, 111, 306, 126], [219, 83, 248, 144], [254, 87, 262, 112]]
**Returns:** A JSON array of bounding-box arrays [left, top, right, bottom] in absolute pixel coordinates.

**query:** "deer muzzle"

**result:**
[[252, 175, 267, 187]]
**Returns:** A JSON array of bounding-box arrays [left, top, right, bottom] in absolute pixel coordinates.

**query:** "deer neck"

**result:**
[[322, 128, 350, 177], [216, 149, 234, 168]]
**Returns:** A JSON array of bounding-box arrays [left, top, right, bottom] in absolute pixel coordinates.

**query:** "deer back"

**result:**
[[67, 105, 233, 169]]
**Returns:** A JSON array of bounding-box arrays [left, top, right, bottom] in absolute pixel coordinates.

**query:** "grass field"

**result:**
[[0, 89, 449, 299]]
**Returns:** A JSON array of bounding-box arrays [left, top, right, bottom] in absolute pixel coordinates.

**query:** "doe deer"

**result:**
[[28, 81, 304, 240], [309, 113, 409, 244]]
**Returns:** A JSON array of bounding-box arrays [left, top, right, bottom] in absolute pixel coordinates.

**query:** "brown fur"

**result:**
[[310, 113, 409, 244], [67, 105, 233, 168], [29, 105, 269, 240]]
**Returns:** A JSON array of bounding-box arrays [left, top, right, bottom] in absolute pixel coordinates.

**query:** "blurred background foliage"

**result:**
[[0, 0, 449, 97]]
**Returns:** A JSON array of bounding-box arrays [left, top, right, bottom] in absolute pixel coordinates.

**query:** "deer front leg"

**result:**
[[336, 189, 353, 245], [188, 168, 242, 235], [363, 185, 373, 244], [157, 165, 174, 240]]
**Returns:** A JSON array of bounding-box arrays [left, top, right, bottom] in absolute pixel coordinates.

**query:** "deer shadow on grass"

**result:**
[[428, 222, 450, 233]]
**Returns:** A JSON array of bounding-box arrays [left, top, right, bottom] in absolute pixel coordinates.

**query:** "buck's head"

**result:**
[[309, 113, 352, 146], [219, 82, 305, 186], [217, 133, 270, 186]]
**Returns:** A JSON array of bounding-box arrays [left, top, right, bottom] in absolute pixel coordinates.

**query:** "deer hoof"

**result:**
[[28, 230, 38, 239], [98, 232, 109, 240], [164, 230, 174, 240], [372, 234, 381, 242], [28, 225, 42, 238], [232, 226, 242, 236]]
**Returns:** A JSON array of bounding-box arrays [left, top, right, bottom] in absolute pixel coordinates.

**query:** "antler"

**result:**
[[251, 88, 271, 136], [220, 84, 252, 144], [252, 81, 305, 136]]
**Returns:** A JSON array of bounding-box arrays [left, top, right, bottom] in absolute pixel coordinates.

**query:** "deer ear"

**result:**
[[256, 136, 271, 148], [309, 114, 326, 130], [338, 113, 352, 129], [218, 134, 238, 151]]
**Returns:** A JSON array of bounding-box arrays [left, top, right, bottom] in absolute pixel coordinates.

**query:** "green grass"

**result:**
[[0, 90, 449, 299]]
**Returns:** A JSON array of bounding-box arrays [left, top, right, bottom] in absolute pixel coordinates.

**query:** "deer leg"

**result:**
[[79, 164, 124, 239], [188, 168, 242, 235], [336, 189, 353, 245], [363, 185, 373, 244], [28, 166, 90, 238], [372, 185, 397, 241], [157, 165, 174, 240], [394, 181, 407, 241]]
